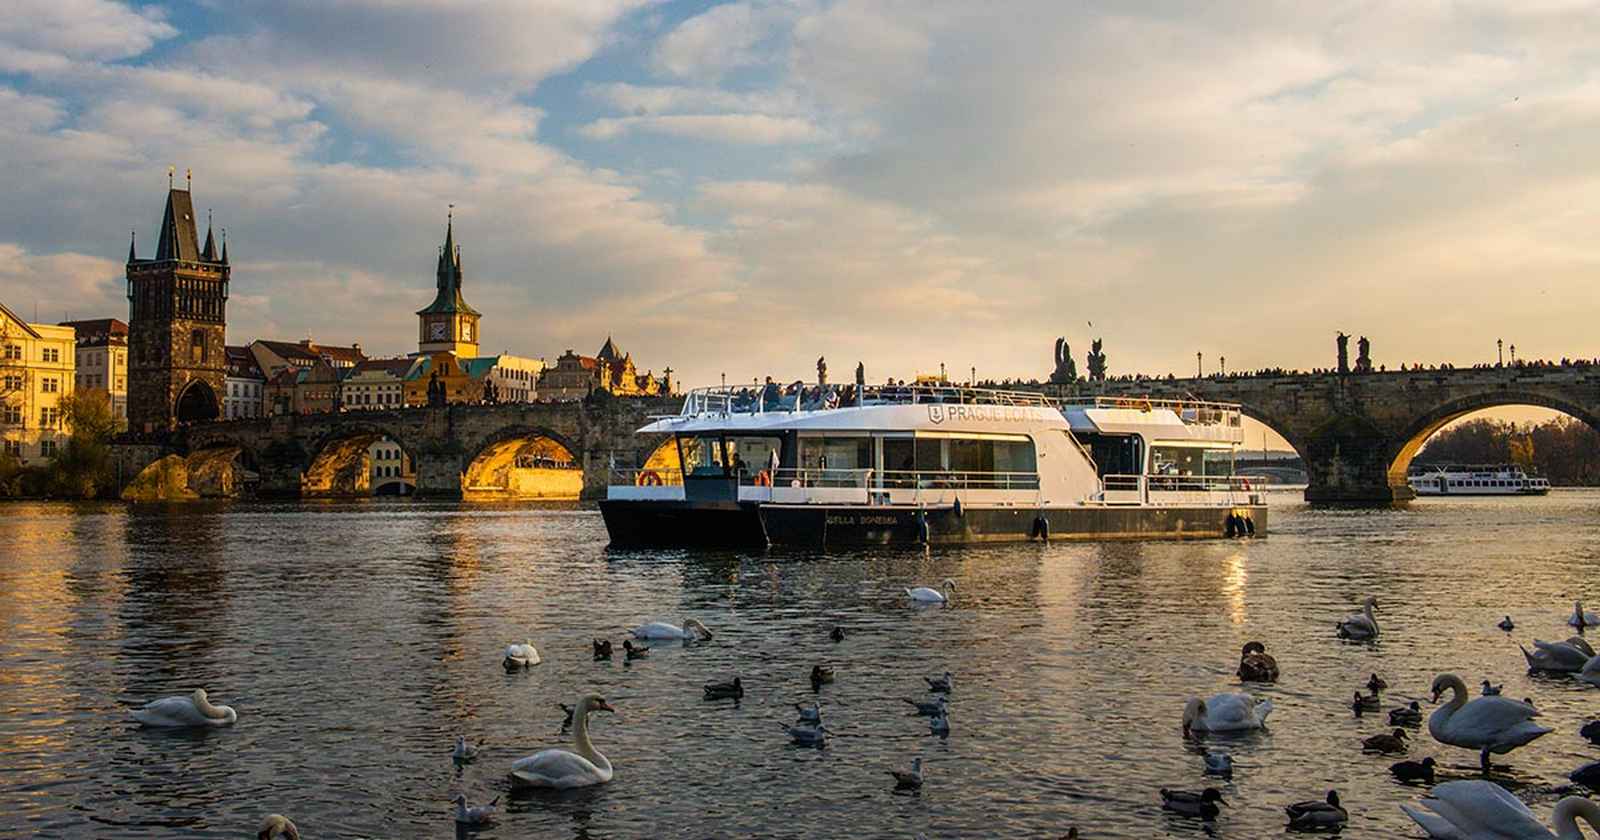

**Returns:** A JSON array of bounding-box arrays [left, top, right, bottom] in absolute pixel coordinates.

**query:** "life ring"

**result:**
[[1241, 478, 1253, 491], [754, 469, 772, 487], [637, 470, 664, 486]]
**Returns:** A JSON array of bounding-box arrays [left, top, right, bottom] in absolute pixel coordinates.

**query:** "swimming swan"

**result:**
[[1402, 779, 1600, 839], [257, 814, 299, 840], [503, 641, 540, 670], [132, 689, 237, 727], [1336, 596, 1379, 639], [632, 618, 712, 641], [1578, 654, 1600, 687], [509, 694, 616, 789], [1521, 636, 1595, 673], [1182, 693, 1272, 735], [1427, 673, 1550, 771], [1570, 601, 1600, 629], [906, 579, 955, 604]]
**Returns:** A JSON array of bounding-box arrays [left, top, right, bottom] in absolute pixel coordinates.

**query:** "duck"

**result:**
[[1402, 779, 1600, 838], [1390, 701, 1424, 727], [925, 671, 954, 693], [452, 793, 498, 827], [810, 665, 835, 689], [1582, 720, 1600, 745], [1367, 673, 1389, 692], [905, 696, 948, 716], [558, 703, 575, 728], [888, 756, 924, 788], [1161, 787, 1226, 820], [632, 617, 712, 641], [795, 702, 821, 724], [929, 711, 951, 736], [257, 814, 300, 840], [1522, 636, 1596, 673], [1236, 641, 1279, 682], [509, 694, 616, 789], [452, 735, 478, 763], [1579, 654, 1600, 688], [830, 625, 846, 642], [1570, 760, 1600, 788], [1481, 679, 1503, 696], [622, 639, 649, 661], [1183, 693, 1272, 735], [1363, 728, 1410, 754], [1499, 615, 1516, 631], [1285, 790, 1347, 831], [593, 638, 613, 660], [1427, 673, 1551, 772], [780, 722, 828, 748], [1202, 750, 1234, 778], [1352, 691, 1381, 715], [1391, 757, 1437, 784], [1336, 596, 1379, 639], [503, 641, 540, 670], [704, 677, 744, 700], [906, 579, 956, 604], [132, 689, 238, 728], [1570, 600, 1600, 629]]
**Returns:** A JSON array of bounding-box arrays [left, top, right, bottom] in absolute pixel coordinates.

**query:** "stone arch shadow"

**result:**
[[301, 423, 417, 498], [1385, 390, 1600, 486], [461, 425, 586, 501]]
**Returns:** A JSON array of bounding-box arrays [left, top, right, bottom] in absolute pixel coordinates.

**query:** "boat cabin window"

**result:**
[[882, 435, 1037, 489], [727, 435, 784, 477], [798, 435, 873, 479], [1076, 432, 1143, 477], [680, 434, 786, 479], [1149, 444, 1234, 477]]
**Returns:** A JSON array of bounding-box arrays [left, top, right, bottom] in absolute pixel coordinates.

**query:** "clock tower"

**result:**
[[415, 212, 480, 358]]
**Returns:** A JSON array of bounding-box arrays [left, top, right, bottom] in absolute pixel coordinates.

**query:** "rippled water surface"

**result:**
[[5, 492, 1600, 838]]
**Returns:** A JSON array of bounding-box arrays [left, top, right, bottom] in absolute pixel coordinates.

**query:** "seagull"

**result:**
[[452, 793, 497, 827], [929, 711, 950, 736], [888, 756, 924, 788], [780, 722, 828, 747], [452, 735, 477, 763]]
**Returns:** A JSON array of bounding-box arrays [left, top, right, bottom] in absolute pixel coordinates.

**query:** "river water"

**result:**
[[3, 491, 1600, 839]]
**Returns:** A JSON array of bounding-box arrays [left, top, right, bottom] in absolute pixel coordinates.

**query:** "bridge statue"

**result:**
[[817, 356, 827, 386], [1356, 336, 1372, 374], [1087, 338, 1107, 382], [1336, 332, 1350, 375], [1050, 337, 1078, 384]]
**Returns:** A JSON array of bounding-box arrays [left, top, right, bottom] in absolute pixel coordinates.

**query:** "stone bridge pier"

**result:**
[[1086, 366, 1600, 504]]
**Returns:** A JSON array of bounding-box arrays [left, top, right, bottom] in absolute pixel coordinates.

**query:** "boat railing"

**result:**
[[674, 383, 1063, 416], [1099, 473, 1262, 505], [609, 467, 686, 487], [1071, 395, 1243, 427], [745, 467, 1041, 491]]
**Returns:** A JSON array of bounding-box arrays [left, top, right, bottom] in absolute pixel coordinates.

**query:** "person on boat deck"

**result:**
[[734, 454, 747, 477], [762, 376, 780, 410]]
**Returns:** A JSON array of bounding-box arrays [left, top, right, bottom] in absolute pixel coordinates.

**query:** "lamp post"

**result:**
[[1220, 356, 1227, 377], [1497, 339, 1504, 367], [1196, 352, 1203, 378]]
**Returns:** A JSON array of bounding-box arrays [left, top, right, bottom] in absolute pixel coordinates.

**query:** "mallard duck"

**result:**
[[623, 639, 648, 661], [1571, 760, 1600, 788], [1571, 600, 1600, 629], [1202, 750, 1233, 778], [1285, 790, 1347, 830], [452, 735, 478, 763], [1391, 756, 1436, 784], [1364, 728, 1410, 754], [558, 703, 575, 728], [452, 793, 498, 827], [1481, 680, 1502, 696], [1353, 691, 1380, 715], [704, 677, 743, 700], [810, 665, 834, 689], [925, 671, 953, 693], [1390, 701, 1423, 727], [795, 702, 821, 724], [830, 626, 846, 642], [905, 696, 947, 716], [1336, 596, 1379, 639], [1161, 787, 1226, 820], [1498, 615, 1515, 631], [1582, 720, 1600, 745], [888, 756, 924, 788], [593, 638, 613, 660], [1367, 673, 1388, 692], [1236, 641, 1279, 682]]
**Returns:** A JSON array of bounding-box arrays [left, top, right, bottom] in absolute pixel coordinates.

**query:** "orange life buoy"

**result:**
[[754, 469, 772, 487], [637, 470, 664, 486]]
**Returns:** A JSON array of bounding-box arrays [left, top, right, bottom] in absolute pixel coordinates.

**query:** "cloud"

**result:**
[[653, 1, 795, 80], [0, 0, 175, 65], [578, 113, 823, 144], [0, 243, 127, 324]]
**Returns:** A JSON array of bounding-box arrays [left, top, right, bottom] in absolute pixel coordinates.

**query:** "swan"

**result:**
[[1580, 655, 1600, 688], [1391, 757, 1436, 784], [1427, 673, 1551, 771], [1583, 720, 1600, 745], [1161, 787, 1226, 820], [1402, 779, 1600, 839], [453, 793, 498, 827], [257, 814, 299, 840], [509, 694, 616, 789], [632, 618, 712, 641], [888, 756, 924, 788], [1182, 693, 1272, 735], [132, 689, 237, 727], [906, 579, 955, 604], [1236, 641, 1279, 682], [1522, 637, 1595, 673], [1571, 760, 1600, 788], [1336, 596, 1379, 639], [503, 641, 539, 670], [1570, 601, 1600, 629], [1285, 790, 1347, 831]]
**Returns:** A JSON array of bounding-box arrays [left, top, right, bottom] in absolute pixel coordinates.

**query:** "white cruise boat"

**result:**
[[599, 384, 1266, 548], [1409, 464, 1551, 496]]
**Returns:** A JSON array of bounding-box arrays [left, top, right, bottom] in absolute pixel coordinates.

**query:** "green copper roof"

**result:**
[[416, 216, 480, 316]]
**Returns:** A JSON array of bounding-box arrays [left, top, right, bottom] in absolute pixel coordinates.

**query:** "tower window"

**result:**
[[191, 330, 206, 365]]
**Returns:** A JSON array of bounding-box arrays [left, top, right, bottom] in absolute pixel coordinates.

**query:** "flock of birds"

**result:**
[[1155, 598, 1600, 837], [127, 582, 973, 838]]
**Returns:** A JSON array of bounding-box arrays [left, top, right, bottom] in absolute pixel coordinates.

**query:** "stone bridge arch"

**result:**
[[1386, 389, 1600, 487], [461, 425, 586, 501], [301, 421, 418, 498]]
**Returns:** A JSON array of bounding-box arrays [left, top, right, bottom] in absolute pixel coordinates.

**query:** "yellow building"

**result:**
[[1, 302, 76, 464]]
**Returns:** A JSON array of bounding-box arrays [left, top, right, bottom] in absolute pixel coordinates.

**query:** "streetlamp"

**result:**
[[1196, 352, 1203, 378], [1497, 339, 1504, 367], [1510, 344, 1517, 366], [1220, 356, 1227, 377]]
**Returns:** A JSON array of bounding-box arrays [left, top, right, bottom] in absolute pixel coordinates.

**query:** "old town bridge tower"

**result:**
[[125, 178, 230, 432]]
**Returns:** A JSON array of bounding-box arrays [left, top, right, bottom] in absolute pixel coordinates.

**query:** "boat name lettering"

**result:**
[[825, 514, 899, 526], [927, 404, 1031, 424]]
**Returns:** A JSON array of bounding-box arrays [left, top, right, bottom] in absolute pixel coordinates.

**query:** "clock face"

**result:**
[[430, 322, 447, 340], [462, 322, 472, 341]]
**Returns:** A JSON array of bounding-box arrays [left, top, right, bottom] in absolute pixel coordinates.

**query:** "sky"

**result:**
[[1, 0, 1597, 415]]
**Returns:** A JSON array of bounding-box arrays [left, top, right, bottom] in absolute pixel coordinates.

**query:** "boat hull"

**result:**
[[599, 499, 766, 548]]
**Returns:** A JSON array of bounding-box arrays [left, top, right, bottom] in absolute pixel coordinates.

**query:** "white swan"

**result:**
[[1521, 636, 1596, 673], [1427, 673, 1551, 771], [632, 617, 712, 641], [509, 694, 616, 789], [906, 579, 956, 604], [257, 814, 299, 840], [1402, 779, 1600, 839], [132, 689, 237, 727], [1336, 596, 1379, 639], [1182, 692, 1273, 735], [503, 640, 540, 669], [1571, 601, 1600, 629]]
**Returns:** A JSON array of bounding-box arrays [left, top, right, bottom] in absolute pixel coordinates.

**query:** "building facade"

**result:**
[[415, 216, 480, 359], [368, 436, 415, 495], [341, 357, 417, 410], [59, 318, 128, 423], [1, 303, 76, 463], [403, 352, 483, 406], [465, 354, 544, 403], [538, 338, 671, 400], [125, 184, 230, 432], [250, 338, 365, 377], [223, 345, 266, 419]]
